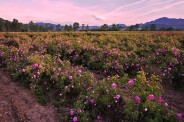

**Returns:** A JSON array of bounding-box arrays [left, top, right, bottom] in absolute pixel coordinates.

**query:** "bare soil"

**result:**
[[0, 70, 60, 122], [163, 86, 184, 115]]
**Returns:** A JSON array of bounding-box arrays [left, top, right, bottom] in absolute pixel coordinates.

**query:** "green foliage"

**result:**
[[0, 32, 183, 121]]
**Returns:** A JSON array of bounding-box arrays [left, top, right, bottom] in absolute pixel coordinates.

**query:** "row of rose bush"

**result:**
[[0, 32, 183, 121], [0, 46, 181, 121]]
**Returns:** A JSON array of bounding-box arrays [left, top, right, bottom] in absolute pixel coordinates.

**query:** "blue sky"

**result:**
[[0, 0, 184, 25]]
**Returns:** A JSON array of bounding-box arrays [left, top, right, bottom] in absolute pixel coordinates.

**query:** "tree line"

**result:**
[[126, 24, 183, 31], [0, 18, 183, 32], [0, 18, 122, 32]]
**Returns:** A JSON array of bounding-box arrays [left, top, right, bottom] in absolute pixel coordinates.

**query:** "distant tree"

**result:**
[[29, 21, 34, 32], [38, 25, 46, 32], [82, 24, 85, 30], [150, 24, 157, 31], [0, 21, 5, 31], [19, 23, 24, 32], [127, 25, 135, 31], [166, 27, 175, 31], [127, 25, 141, 31], [86, 24, 89, 31], [12, 19, 19, 32], [56, 24, 61, 31], [160, 27, 166, 31], [101, 24, 109, 31], [73, 22, 79, 31], [68, 24, 73, 31], [45, 24, 49, 31], [141, 25, 148, 31], [64, 24, 69, 31], [111, 24, 118, 31], [49, 25, 54, 32], [64, 24, 73, 31]]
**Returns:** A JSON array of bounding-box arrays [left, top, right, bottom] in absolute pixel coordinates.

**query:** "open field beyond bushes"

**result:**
[[0, 32, 183, 122]]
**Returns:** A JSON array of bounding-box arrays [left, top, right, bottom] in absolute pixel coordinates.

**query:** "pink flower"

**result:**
[[128, 80, 134, 85], [37, 71, 40, 75], [144, 108, 148, 111], [33, 63, 38, 69], [58, 68, 61, 71], [115, 95, 120, 100], [106, 89, 109, 94], [165, 103, 168, 107], [90, 99, 94, 104], [53, 68, 56, 71], [73, 117, 78, 122], [135, 96, 141, 103], [55, 73, 59, 77], [70, 110, 74, 116], [22, 69, 26, 72], [77, 109, 82, 113], [112, 83, 117, 89], [78, 70, 82, 73], [64, 86, 68, 90], [149, 94, 155, 101], [97, 115, 101, 120], [69, 76, 73, 80], [33, 75, 36, 79], [157, 97, 163, 103], [39, 65, 42, 69], [58, 59, 62, 63], [177, 113, 182, 120]]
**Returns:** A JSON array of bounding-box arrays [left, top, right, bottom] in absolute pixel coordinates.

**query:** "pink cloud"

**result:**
[[0, 0, 183, 25]]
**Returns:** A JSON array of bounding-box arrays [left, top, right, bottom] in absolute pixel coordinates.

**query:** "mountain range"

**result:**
[[144, 17, 184, 30]]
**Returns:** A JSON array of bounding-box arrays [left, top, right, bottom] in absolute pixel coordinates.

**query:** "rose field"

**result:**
[[0, 32, 183, 122]]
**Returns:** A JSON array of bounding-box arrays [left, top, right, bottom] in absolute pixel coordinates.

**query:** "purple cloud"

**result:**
[[0, 0, 183, 25]]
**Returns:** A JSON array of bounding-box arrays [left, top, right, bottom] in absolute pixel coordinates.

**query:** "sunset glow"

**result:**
[[0, 0, 184, 25]]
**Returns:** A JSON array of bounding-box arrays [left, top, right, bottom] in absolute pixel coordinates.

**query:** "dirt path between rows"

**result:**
[[163, 86, 184, 115], [0, 70, 60, 122]]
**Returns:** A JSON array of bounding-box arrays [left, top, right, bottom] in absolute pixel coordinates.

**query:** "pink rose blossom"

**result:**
[[149, 94, 155, 101], [177, 113, 182, 120], [90, 99, 94, 104], [33, 75, 36, 79], [37, 71, 40, 75], [39, 65, 42, 69], [165, 103, 168, 107], [73, 117, 78, 122], [112, 83, 117, 89], [157, 97, 163, 103], [33, 63, 38, 69], [58, 68, 61, 71], [97, 116, 101, 120], [65, 86, 68, 90], [128, 80, 134, 85], [70, 110, 74, 116], [69, 76, 73, 80], [55, 73, 59, 77], [115, 95, 121, 100], [22, 69, 26, 72], [135, 96, 141, 103], [78, 70, 82, 73]]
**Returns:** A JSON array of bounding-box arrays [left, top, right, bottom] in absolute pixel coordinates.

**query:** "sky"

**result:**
[[0, 0, 184, 25]]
